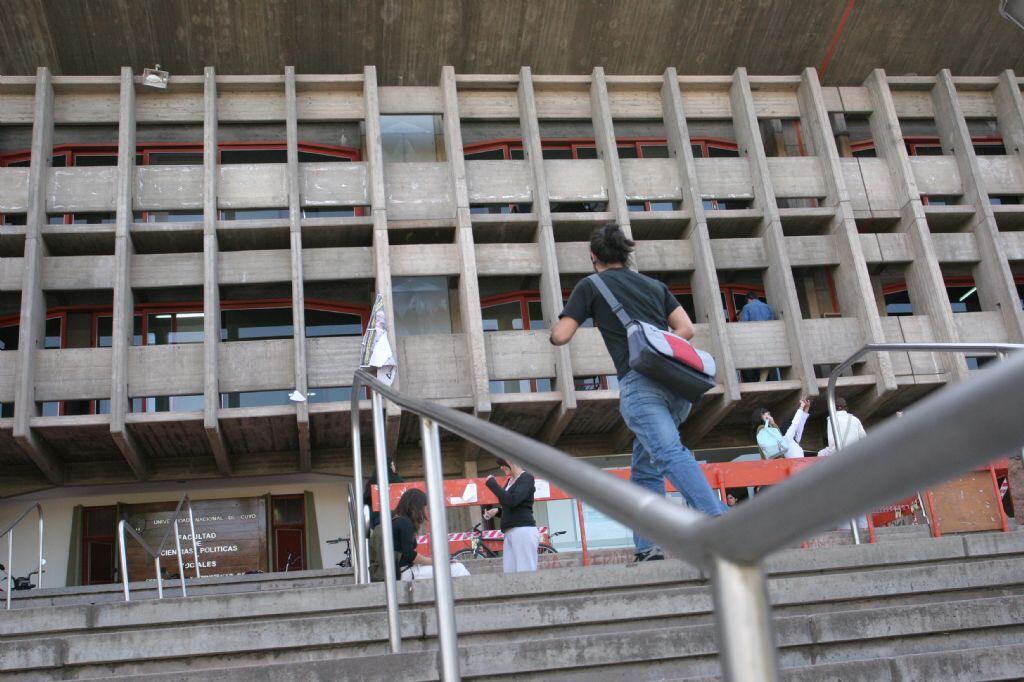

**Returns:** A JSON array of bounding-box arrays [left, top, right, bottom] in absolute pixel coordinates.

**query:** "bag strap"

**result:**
[[586, 273, 633, 328]]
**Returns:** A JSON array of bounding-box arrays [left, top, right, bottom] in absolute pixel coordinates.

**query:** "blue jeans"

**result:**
[[619, 371, 726, 554]]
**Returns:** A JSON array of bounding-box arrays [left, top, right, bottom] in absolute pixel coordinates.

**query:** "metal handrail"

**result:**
[[826, 342, 1023, 543], [1, 503, 43, 610], [117, 493, 201, 601], [351, 348, 1024, 681]]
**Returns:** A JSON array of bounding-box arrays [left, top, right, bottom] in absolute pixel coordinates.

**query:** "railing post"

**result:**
[[118, 520, 130, 602], [155, 557, 163, 599], [372, 389, 402, 652], [173, 520, 187, 597], [420, 417, 461, 681], [5, 533, 11, 610], [36, 509, 43, 591], [351, 380, 369, 584], [712, 556, 779, 682], [188, 504, 201, 579]]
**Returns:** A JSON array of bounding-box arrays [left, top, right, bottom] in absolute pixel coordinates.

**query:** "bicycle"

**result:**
[[326, 536, 352, 568], [0, 561, 44, 592], [451, 523, 565, 561]]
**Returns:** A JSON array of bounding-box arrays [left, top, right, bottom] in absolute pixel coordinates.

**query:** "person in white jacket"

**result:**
[[753, 397, 811, 459], [824, 396, 867, 453]]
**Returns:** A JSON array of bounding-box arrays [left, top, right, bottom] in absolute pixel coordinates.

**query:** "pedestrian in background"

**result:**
[[485, 457, 539, 573]]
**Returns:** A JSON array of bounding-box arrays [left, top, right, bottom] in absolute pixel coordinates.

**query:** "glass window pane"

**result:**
[[147, 152, 202, 165], [617, 145, 638, 158], [96, 316, 112, 348], [380, 115, 439, 163], [542, 147, 573, 160], [221, 308, 293, 341], [298, 151, 351, 163], [708, 145, 739, 158], [392, 277, 452, 337], [171, 313, 204, 344], [574, 146, 598, 159], [464, 148, 505, 160], [273, 497, 305, 525], [305, 309, 362, 338], [45, 317, 62, 349], [527, 301, 545, 330], [481, 301, 523, 332], [0, 324, 19, 351], [641, 145, 670, 158], [74, 155, 117, 167], [221, 148, 287, 164]]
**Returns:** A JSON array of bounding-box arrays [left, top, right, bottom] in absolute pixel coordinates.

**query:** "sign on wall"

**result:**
[[121, 496, 268, 580]]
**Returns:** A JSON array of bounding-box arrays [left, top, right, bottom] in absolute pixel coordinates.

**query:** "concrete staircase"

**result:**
[[2, 528, 1024, 681]]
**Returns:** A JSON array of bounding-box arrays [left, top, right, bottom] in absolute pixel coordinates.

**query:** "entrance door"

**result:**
[[82, 506, 117, 584], [271, 495, 306, 571]]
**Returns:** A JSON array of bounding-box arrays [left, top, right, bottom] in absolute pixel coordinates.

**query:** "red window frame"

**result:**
[[0, 298, 369, 415], [0, 141, 362, 225]]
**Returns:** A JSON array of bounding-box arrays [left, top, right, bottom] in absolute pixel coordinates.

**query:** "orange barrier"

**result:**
[[370, 457, 1011, 558]]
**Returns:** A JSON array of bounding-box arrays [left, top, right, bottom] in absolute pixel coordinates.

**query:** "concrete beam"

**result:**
[[864, 70, 967, 381], [662, 67, 741, 406], [519, 66, 577, 444], [798, 67, 896, 399], [201, 67, 233, 476], [286, 67, 312, 471], [441, 66, 491, 424], [730, 67, 817, 396], [109, 66, 149, 480], [932, 70, 1024, 344], [12, 67, 64, 485]]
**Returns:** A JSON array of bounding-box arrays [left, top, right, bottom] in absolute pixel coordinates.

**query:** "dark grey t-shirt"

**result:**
[[559, 268, 681, 379]]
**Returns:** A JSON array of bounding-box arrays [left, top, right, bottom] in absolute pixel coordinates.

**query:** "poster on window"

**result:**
[[121, 496, 267, 581], [359, 293, 397, 385]]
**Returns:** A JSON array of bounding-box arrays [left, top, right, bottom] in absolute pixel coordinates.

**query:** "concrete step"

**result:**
[[3, 549, 1023, 679], [92, 594, 1024, 681]]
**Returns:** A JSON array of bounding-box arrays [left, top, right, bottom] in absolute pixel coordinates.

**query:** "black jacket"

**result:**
[[485, 473, 536, 532]]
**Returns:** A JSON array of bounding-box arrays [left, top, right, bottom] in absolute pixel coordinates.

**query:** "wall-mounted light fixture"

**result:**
[[142, 64, 170, 89]]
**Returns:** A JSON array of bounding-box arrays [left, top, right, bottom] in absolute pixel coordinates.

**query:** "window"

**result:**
[[393, 277, 453, 337], [380, 116, 440, 163], [481, 293, 549, 393]]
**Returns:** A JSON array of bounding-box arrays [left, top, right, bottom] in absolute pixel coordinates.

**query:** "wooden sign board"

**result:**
[[931, 471, 1004, 534], [121, 496, 267, 580]]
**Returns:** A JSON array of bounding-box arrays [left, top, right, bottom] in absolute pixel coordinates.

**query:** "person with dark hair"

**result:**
[[484, 456, 539, 573], [739, 291, 774, 322], [753, 398, 810, 459], [550, 223, 726, 562], [364, 459, 403, 529], [368, 487, 469, 581]]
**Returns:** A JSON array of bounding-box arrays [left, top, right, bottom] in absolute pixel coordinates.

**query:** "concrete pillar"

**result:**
[[518, 66, 577, 444], [362, 66, 403, 456], [201, 67, 233, 475], [661, 67, 740, 440], [109, 67, 149, 479], [285, 66, 312, 471], [931, 70, 1024, 344], [863, 70, 968, 382], [730, 67, 818, 397], [590, 67, 632, 240], [798, 67, 896, 404], [12, 67, 63, 485], [440, 66, 492, 428]]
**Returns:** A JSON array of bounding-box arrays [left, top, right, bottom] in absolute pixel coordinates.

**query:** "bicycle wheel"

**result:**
[[451, 549, 479, 562], [537, 544, 558, 554]]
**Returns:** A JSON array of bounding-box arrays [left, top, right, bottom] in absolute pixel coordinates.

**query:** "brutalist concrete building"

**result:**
[[1, 1, 1023, 583]]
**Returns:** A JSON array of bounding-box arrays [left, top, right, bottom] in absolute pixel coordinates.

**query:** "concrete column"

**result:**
[[932, 70, 1024, 343], [285, 66, 312, 471], [590, 67, 632, 239], [109, 67, 149, 479], [797, 67, 896, 404], [440, 66, 491, 426], [864, 70, 968, 381], [518, 66, 577, 444], [363, 66, 402, 455], [730, 67, 818, 397], [12, 67, 63, 485], [202, 67, 233, 475], [661, 67, 740, 440]]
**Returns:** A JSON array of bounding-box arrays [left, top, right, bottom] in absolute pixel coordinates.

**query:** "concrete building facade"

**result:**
[[2, 64, 1024, 583]]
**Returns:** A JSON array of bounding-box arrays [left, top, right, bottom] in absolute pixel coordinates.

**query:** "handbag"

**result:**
[[587, 274, 716, 402]]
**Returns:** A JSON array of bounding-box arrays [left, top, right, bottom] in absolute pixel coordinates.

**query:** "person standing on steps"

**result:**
[[549, 223, 727, 563], [484, 457, 539, 573]]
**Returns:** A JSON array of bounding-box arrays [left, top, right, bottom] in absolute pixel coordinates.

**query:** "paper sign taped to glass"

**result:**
[[360, 293, 397, 386]]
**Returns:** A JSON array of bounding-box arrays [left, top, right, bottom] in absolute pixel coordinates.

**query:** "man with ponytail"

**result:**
[[550, 223, 726, 561]]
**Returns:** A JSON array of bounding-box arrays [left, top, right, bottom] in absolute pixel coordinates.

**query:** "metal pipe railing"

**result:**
[[826, 342, 1023, 543], [117, 493, 201, 601], [1, 503, 43, 610], [350, 347, 1024, 681]]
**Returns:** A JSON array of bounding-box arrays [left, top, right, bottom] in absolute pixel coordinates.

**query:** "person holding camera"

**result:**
[[484, 457, 539, 574]]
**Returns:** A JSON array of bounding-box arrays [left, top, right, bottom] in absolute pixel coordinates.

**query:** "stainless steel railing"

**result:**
[[1, 503, 43, 610], [351, 347, 1024, 681], [117, 493, 201, 601], [827, 342, 1023, 541]]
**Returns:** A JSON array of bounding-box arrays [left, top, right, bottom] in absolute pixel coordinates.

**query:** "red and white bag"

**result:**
[[588, 274, 717, 402]]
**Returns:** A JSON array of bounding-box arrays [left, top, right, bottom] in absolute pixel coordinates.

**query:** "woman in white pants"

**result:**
[[484, 457, 539, 573]]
